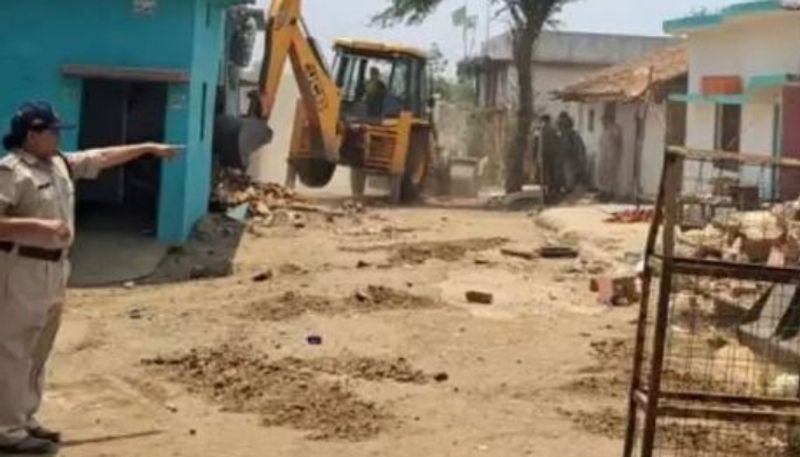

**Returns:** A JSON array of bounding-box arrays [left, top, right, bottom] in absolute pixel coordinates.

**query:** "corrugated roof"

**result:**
[[555, 44, 687, 102]]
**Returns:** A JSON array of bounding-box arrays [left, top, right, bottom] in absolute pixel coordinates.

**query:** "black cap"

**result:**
[[3, 101, 75, 150], [12, 101, 75, 132]]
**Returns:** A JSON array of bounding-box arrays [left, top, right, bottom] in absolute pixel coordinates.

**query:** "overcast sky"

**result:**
[[254, 0, 734, 69]]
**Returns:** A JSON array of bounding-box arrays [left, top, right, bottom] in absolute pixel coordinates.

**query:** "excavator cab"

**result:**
[[332, 40, 429, 122]]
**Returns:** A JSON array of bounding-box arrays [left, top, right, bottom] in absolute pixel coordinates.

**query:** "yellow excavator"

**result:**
[[250, 0, 437, 202]]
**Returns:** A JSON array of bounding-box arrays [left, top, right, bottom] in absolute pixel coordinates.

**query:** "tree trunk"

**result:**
[[506, 25, 536, 195]]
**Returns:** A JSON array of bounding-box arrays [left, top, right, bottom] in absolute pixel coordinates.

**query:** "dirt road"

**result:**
[[47, 203, 648, 457]]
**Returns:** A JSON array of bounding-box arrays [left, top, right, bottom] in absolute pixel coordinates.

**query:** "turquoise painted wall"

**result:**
[[0, 0, 242, 243]]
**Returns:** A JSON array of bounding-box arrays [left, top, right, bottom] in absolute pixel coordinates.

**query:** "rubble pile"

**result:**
[[243, 286, 441, 322], [387, 238, 509, 265], [677, 200, 800, 266], [143, 347, 447, 441], [212, 168, 304, 217], [143, 346, 392, 441]]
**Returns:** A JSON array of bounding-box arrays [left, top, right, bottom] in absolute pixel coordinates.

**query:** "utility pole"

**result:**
[[485, 0, 491, 54]]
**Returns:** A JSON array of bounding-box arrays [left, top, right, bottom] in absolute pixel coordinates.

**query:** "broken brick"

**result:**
[[501, 248, 537, 261], [593, 275, 638, 307], [466, 291, 494, 305], [252, 270, 274, 283], [538, 246, 579, 259]]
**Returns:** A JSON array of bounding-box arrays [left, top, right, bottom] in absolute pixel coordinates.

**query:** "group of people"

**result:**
[[535, 111, 588, 198], [534, 110, 624, 201]]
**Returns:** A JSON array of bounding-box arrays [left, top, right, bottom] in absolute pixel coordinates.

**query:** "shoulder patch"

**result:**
[[0, 154, 21, 171]]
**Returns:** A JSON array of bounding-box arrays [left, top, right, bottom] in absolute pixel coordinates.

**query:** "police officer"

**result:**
[[0, 101, 179, 455]]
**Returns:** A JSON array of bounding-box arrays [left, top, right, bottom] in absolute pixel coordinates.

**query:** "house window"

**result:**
[[715, 104, 741, 152], [588, 109, 596, 133]]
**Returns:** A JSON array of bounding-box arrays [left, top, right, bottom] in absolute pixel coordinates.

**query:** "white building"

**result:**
[[556, 45, 688, 201], [664, 0, 800, 199], [462, 30, 676, 121]]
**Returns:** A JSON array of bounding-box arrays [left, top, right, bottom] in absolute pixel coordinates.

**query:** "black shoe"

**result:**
[[27, 427, 61, 444], [0, 436, 58, 455]]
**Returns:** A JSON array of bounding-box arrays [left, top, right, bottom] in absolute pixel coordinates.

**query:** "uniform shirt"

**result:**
[[0, 149, 104, 249]]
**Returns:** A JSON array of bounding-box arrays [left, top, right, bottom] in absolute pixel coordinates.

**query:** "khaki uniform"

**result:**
[[0, 149, 102, 443]]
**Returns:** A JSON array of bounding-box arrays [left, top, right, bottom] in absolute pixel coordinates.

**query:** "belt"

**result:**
[[0, 241, 66, 262]]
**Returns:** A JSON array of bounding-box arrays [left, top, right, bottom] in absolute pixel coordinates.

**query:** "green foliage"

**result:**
[[371, 0, 443, 26], [435, 79, 476, 103], [373, 0, 569, 30]]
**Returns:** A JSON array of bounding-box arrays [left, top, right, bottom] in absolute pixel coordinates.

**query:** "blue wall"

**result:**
[[0, 0, 242, 243]]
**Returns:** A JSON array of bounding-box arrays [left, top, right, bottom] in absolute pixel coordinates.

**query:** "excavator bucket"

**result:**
[[292, 157, 337, 187], [213, 114, 273, 170], [286, 100, 337, 188]]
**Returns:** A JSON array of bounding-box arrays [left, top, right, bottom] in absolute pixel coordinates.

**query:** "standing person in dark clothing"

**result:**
[[557, 112, 587, 193], [536, 114, 563, 196]]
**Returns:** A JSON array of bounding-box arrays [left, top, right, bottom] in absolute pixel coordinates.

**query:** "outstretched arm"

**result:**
[[83, 143, 182, 170], [66, 143, 183, 180]]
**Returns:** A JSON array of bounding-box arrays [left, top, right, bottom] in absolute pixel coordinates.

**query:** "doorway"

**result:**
[[76, 79, 167, 234], [781, 86, 800, 199], [70, 79, 170, 286]]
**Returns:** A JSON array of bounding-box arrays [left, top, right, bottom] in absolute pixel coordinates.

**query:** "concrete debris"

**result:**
[[563, 258, 609, 275], [465, 291, 494, 305], [290, 212, 306, 229], [213, 168, 344, 220], [591, 276, 639, 307], [538, 246, 580, 259], [500, 248, 537, 261], [252, 270, 273, 283], [337, 238, 509, 265], [225, 203, 249, 222], [277, 263, 308, 275], [213, 168, 302, 215], [341, 201, 366, 215], [678, 206, 800, 265]]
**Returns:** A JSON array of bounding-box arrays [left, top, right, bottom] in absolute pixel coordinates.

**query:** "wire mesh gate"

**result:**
[[624, 146, 800, 457]]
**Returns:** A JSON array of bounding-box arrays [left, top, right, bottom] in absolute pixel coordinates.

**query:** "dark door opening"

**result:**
[[76, 79, 167, 235], [782, 86, 800, 200]]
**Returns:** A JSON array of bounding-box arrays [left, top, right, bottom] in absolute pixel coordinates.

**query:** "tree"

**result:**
[[374, 0, 568, 194]]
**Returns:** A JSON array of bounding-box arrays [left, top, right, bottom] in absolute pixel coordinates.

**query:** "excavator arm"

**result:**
[[256, 0, 341, 163]]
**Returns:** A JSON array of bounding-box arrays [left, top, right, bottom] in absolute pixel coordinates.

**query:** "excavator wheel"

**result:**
[[390, 129, 431, 203], [292, 158, 337, 188]]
